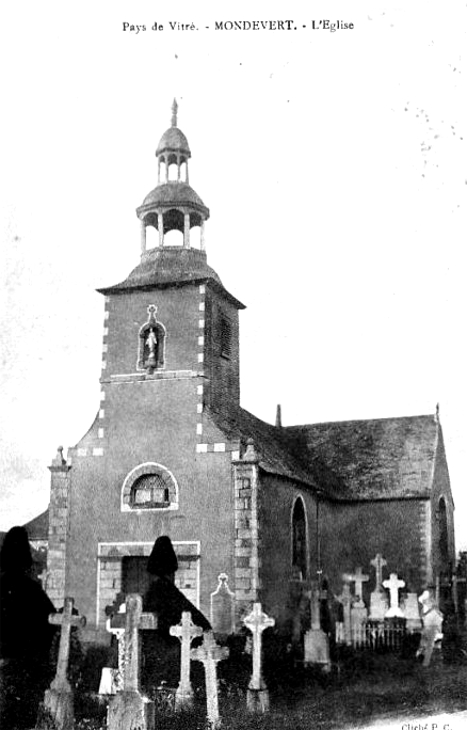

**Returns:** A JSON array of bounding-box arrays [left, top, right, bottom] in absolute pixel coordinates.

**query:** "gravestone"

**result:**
[[403, 592, 422, 632], [107, 594, 157, 730], [417, 590, 444, 667], [304, 585, 331, 672], [369, 554, 388, 620], [100, 601, 127, 695], [347, 567, 369, 603], [210, 573, 235, 636], [337, 580, 352, 645], [243, 603, 276, 710], [169, 611, 203, 710], [39, 597, 86, 730], [383, 573, 405, 618], [191, 630, 229, 728], [347, 567, 369, 644]]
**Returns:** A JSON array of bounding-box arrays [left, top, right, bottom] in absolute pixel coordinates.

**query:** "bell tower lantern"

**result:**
[[137, 99, 210, 253]]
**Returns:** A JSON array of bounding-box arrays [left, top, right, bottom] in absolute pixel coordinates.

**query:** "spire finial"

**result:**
[[275, 404, 282, 428], [171, 98, 178, 127]]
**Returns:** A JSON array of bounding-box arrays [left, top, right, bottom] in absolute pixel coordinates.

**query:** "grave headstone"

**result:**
[[403, 592, 422, 632], [243, 603, 276, 710], [304, 585, 331, 672], [347, 567, 369, 603], [383, 573, 405, 618], [337, 580, 352, 645], [452, 574, 459, 615], [191, 630, 229, 728], [210, 573, 235, 636], [40, 597, 86, 730], [169, 611, 203, 710], [100, 601, 127, 695], [369, 554, 389, 620], [417, 590, 444, 667], [107, 594, 157, 730]]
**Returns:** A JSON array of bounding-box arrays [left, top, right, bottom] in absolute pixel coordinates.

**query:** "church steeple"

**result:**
[[137, 100, 209, 254]]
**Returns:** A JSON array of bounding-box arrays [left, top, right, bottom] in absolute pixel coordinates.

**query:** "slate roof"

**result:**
[[285, 414, 439, 501], [98, 247, 245, 308], [209, 407, 318, 489], [139, 182, 207, 213], [23, 509, 49, 539], [212, 409, 440, 502], [156, 126, 191, 157]]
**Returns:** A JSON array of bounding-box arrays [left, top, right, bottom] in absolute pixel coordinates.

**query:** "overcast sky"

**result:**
[[1, 1, 466, 550]]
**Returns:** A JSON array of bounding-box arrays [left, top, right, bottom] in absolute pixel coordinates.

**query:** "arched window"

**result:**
[[292, 497, 307, 580], [121, 462, 178, 512], [438, 497, 449, 567]]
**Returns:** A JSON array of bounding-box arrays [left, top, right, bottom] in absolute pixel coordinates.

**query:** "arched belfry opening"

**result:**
[[137, 99, 209, 254], [292, 496, 308, 581]]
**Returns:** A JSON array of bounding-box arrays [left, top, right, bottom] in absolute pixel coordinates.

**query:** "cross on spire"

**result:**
[[147, 304, 157, 325]]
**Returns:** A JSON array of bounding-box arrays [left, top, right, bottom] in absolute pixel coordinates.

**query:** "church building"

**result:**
[[46, 103, 456, 645]]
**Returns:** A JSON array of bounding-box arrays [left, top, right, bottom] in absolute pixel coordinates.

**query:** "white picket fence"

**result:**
[[336, 621, 406, 651]]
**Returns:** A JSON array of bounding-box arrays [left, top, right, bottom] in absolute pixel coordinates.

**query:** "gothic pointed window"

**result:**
[[292, 497, 308, 580], [137, 305, 166, 372], [438, 496, 449, 570]]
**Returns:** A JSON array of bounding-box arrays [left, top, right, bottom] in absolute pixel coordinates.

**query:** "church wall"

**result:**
[[430, 427, 456, 579], [64, 380, 239, 643], [258, 475, 318, 632], [103, 284, 203, 376], [319, 498, 429, 602], [203, 287, 241, 412]]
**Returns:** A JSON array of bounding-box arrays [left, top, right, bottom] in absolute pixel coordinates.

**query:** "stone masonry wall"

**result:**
[[47, 451, 71, 608]]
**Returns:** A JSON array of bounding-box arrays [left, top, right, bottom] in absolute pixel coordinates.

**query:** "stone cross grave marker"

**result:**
[[347, 567, 369, 604], [304, 585, 331, 671], [100, 601, 127, 694], [369, 554, 389, 620], [40, 597, 86, 730], [169, 611, 203, 710], [338, 579, 352, 645], [243, 603, 275, 712], [191, 630, 229, 728], [370, 554, 387, 592], [383, 572, 406, 618], [107, 594, 157, 730]]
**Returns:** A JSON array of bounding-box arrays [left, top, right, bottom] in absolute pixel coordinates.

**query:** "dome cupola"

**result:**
[[137, 100, 209, 254]]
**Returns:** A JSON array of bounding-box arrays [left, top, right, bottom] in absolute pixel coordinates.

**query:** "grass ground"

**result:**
[[74, 649, 467, 730]]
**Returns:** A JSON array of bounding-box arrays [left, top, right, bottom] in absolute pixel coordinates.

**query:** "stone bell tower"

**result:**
[[96, 99, 245, 410], [47, 102, 245, 624]]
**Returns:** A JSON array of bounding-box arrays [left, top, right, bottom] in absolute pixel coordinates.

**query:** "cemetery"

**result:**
[[2, 539, 467, 730], [1, 106, 465, 729]]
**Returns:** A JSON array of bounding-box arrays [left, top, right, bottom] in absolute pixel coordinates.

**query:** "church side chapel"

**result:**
[[45, 101, 455, 652]]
